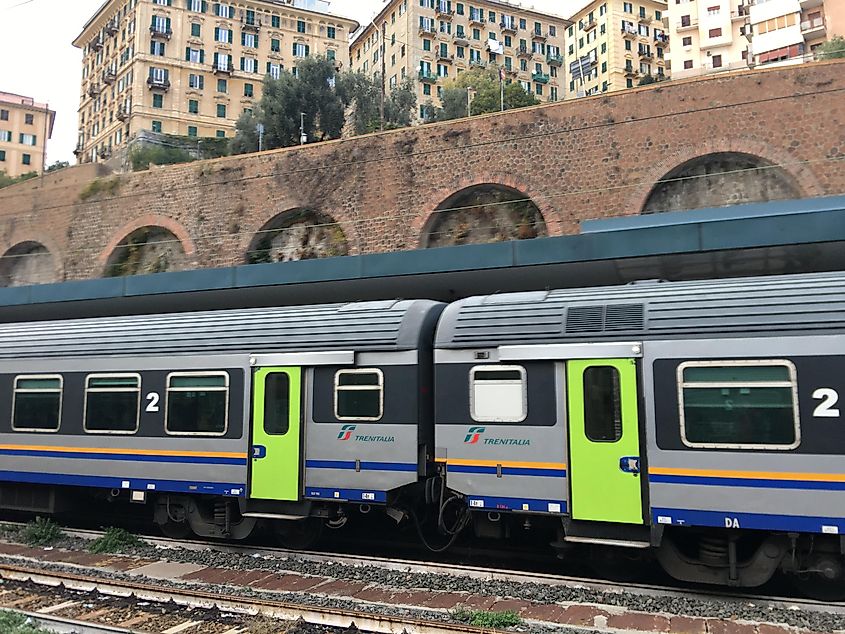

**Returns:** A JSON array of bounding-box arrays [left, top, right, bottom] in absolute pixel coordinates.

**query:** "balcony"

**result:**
[[639, 50, 654, 61], [516, 45, 532, 58], [532, 29, 547, 42], [624, 66, 639, 78], [212, 64, 232, 75], [500, 21, 517, 35], [418, 69, 437, 83], [242, 15, 261, 31], [419, 25, 437, 37], [146, 76, 171, 90], [582, 18, 597, 32], [149, 26, 173, 40], [454, 32, 469, 45], [73, 143, 84, 157], [116, 106, 129, 122], [91, 37, 103, 51], [547, 53, 563, 66], [87, 83, 101, 97], [654, 33, 670, 47], [730, 9, 746, 21], [676, 19, 698, 32], [532, 72, 549, 84], [102, 69, 116, 84], [436, 6, 454, 19], [800, 0, 824, 8], [469, 59, 486, 68], [504, 66, 518, 77], [468, 14, 484, 27], [638, 13, 652, 24], [621, 26, 638, 39], [437, 51, 454, 63], [105, 20, 119, 35], [801, 15, 826, 37]]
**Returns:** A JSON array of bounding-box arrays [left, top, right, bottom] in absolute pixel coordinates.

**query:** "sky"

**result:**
[[0, 0, 586, 166]]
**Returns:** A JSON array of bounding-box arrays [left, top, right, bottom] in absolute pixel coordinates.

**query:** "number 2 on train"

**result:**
[[812, 388, 840, 418]]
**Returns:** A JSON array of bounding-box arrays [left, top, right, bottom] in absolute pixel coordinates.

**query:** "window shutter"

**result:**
[[186, 47, 191, 61], [228, 54, 233, 67], [214, 2, 219, 15], [164, 69, 169, 81], [202, 0, 207, 12], [305, 44, 310, 56], [241, 32, 245, 45], [214, 51, 219, 66], [151, 15, 156, 27], [199, 76, 205, 89], [214, 27, 219, 40], [186, 0, 190, 8], [150, 41, 156, 54], [200, 49, 205, 63], [228, 29, 233, 42], [240, 57, 245, 70], [254, 35, 258, 47], [166, 18, 171, 31], [292, 43, 296, 55], [149, 67, 154, 79], [266, 61, 271, 73]]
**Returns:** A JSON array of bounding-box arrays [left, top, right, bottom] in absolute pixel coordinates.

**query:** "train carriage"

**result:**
[[433, 273, 845, 596], [0, 299, 444, 541]]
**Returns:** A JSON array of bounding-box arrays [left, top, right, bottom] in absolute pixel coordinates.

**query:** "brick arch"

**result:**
[[0, 236, 64, 287], [243, 207, 352, 264], [414, 174, 558, 249], [634, 137, 823, 214], [98, 215, 197, 277]]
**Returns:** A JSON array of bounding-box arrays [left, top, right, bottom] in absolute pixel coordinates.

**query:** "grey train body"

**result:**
[[1, 272, 845, 594]]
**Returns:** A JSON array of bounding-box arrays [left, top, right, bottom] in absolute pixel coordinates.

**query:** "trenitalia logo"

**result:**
[[464, 427, 486, 444], [338, 424, 356, 441]]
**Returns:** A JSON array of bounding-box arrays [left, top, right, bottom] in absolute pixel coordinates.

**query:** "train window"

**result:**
[[12, 375, 63, 433], [84, 374, 141, 434], [263, 373, 290, 435], [165, 372, 229, 436], [678, 360, 800, 450], [334, 369, 383, 421], [470, 366, 527, 423], [583, 366, 623, 442]]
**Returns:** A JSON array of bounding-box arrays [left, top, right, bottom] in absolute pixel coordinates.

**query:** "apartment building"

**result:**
[[350, 0, 570, 120], [748, 0, 843, 67], [72, 0, 358, 164], [0, 92, 56, 178], [667, 0, 749, 79], [563, 0, 669, 99]]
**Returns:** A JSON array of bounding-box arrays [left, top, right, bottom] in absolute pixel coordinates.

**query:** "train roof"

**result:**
[[0, 299, 444, 359], [434, 271, 845, 348]]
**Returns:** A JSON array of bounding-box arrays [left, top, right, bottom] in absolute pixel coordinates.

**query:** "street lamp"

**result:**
[[300, 112, 307, 145], [466, 87, 476, 118]]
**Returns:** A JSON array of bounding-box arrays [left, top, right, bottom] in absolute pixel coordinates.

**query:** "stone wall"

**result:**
[[1, 60, 844, 284]]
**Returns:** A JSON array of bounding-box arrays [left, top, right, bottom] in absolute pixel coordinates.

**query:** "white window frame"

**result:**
[[83, 373, 142, 435], [469, 365, 527, 423], [190, 0, 202, 11], [293, 42, 307, 57], [11, 374, 63, 433], [164, 371, 230, 436], [334, 368, 384, 422], [677, 359, 800, 451], [243, 32, 256, 48]]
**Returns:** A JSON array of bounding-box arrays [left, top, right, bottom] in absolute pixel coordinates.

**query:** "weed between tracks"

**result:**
[[19, 518, 63, 547], [0, 610, 51, 633], [88, 527, 142, 554], [451, 607, 522, 628]]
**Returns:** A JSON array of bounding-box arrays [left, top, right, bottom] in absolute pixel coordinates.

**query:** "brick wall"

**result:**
[[1, 59, 844, 285]]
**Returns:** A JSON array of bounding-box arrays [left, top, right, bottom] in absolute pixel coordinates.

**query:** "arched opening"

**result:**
[[246, 208, 348, 264], [104, 226, 187, 277], [0, 241, 57, 287], [423, 184, 547, 248], [642, 152, 802, 214]]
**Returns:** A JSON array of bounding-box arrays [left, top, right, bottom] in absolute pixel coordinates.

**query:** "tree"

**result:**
[[431, 66, 539, 122], [817, 36, 845, 60], [46, 160, 70, 173], [340, 74, 417, 135]]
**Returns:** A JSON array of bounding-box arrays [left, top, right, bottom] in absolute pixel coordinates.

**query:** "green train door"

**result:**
[[567, 359, 643, 524], [250, 367, 302, 501]]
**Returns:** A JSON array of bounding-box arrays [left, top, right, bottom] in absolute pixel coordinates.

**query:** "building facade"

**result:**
[[667, 0, 749, 80], [350, 0, 569, 120], [563, 0, 668, 98], [0, 92, 56, 178], [747, 0, 844, 67], [72, 0, 357, 165]]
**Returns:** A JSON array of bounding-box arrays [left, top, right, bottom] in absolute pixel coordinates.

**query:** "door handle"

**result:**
[[619, 456, 640, 475], [252, 445, 267, 460]]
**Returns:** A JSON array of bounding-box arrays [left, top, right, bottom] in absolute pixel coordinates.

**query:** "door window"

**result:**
[[583, 366, 622, 442], [264, 373, 290, 435]]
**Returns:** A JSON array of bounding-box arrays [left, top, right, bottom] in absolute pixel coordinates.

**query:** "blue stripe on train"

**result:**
[[305, 487, 388, 503], [447, 464, 567, 478], [467, 495, 568, 514], [0, 470, 245, 497], [650, 474, 845, 491], [305, 460, 417, 472], [652, 507, 845, 534], [0, 448, 246, 466]]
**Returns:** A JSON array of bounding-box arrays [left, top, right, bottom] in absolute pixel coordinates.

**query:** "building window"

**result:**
[[423, 39, 431, 51], [152, 93, 164, 108], [684, 59, 693, 69], [293, 42, 309, 57], [681, 15, 690, 27], [191, 22, 201, 37], [244, 83, 254, 97], [189, 73, 204, 89], [0, 150, 5, 162], [271, 37, 280, 52], [297, 19, 306, 33], [712, 54, 722, 68], [216, 130, 226, 138], [24, 114, 34, 125], [22, 153, 31, 165], [19, 133, 37, 146], [0, 110, 8, 121], [678, 361, 799, 449], [84, 374, 141, 434], [217, 104, 226, 118], [188, 125, 198, 137], [271, 15, 280, 28], [709, 28, 722, 38], [188, 99, 199, 113], [217, 78, 227, 92], [334, 369, 384, 421], [165, 372, 229, 436], [327, 26, 336, 39], [623, 2, 632, 12], [12, 376, 62, 432], [242, 32, 257, 48], [682, 36, 692, 46], [152, 120, 162, 133], [470, 366, 527, 423]]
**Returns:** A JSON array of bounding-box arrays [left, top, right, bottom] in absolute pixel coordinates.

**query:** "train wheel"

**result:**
[[274, 517, 323, 550], [159, 520, 192, 539], [793, 554, 845, 601]]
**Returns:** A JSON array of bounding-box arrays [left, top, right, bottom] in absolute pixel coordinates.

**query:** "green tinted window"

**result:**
[[335, 370, 383, 421], [680, 362, 798, 448], [170, 375, 227, 388], [13, 376, 62, 431], [264, 373, 290, 435], [583, 366, 622, 443], [85, 375, 140, 433], [166, 373, 228, 434]]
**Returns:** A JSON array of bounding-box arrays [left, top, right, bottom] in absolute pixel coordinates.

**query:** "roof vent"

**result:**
[[605, 304, 645, 331], [565, 304, 645, 334], [565, 306, 604, 333]]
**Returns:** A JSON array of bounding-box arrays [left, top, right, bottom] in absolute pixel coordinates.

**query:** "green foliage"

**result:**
[[89, 527, 142, 554], [20, 517, 63, 547], [341, 73, 417, 135], [46, 160, 70, 173], [817, 36, 845, 60], [432, 66, 539, 122], [78, 177, 120, 201], [0, 611, 52, 634], [0, 171, 38, 189], [638, 74, 657, 86], [130, 144, 195, 171], [452, 608, 522, 628]]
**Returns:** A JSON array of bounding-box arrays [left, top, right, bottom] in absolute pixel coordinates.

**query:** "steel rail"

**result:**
[[0, 608, 134, 634]]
